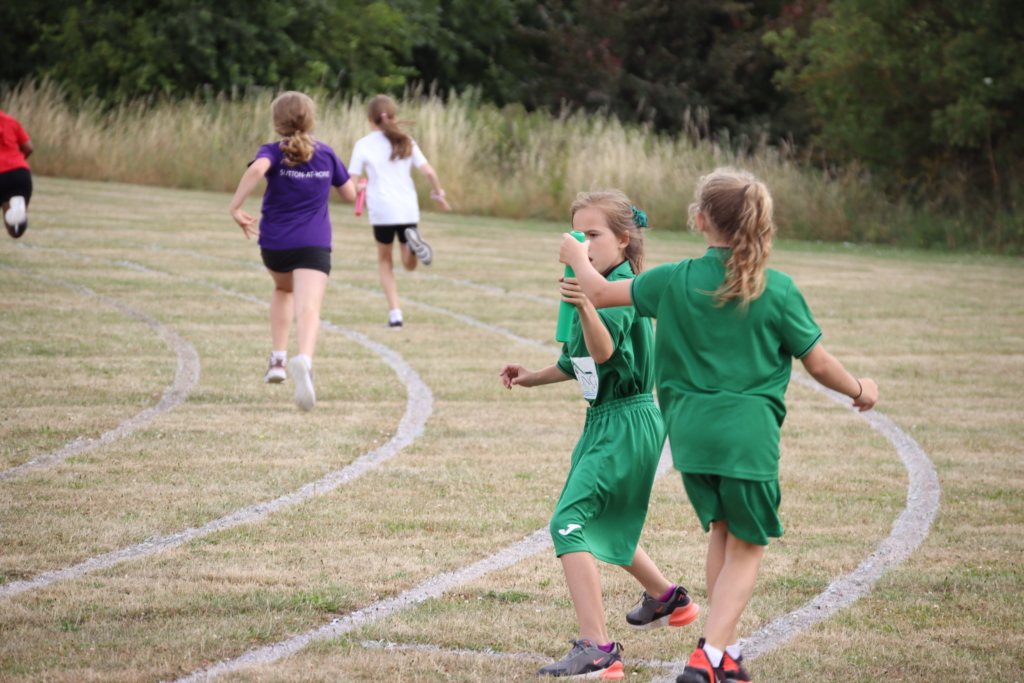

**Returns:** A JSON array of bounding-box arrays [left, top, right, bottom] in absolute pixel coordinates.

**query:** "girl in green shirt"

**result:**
[[560, 169, 879, 683], [500, 190, 700, 679]]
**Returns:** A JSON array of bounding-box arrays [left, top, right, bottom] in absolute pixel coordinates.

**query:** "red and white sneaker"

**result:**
[[675, 639, 725, 683]]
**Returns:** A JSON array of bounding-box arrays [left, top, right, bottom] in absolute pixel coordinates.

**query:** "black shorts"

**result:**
[[260, 246, 331, 275], [373, 224, 416, 245], [0, 168, 32, 206]]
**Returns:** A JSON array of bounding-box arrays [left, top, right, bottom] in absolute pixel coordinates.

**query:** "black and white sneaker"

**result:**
[[4, 196, 27, 238], [536, 638, 624, 679], [625, 585, 700, 631], [403, 227, 433, 265], [387, 318, 403, 329], [264, 356, 287, 383]]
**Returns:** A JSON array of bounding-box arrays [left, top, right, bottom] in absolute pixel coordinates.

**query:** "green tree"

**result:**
[[766, 0, 1024, 210], [4, 0, 419, 98]]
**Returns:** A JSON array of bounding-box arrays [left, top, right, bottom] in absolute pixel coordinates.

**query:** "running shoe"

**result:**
[[287, 357, 316, 411], [722, 652, 750, 682], [626, 585, 700, 630], [4, 196, 27, 238], [403, 227, 433, 265], [675, 640, 725, 683], [388, 319, 403, 329], [537, 638, 625, 679], [264, 356, 287, 383]]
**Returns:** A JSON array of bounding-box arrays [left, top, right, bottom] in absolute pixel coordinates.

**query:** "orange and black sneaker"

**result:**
[[722, 652, 751, 682], [675, 639, 725, 683], [625, 585, 700, 630]]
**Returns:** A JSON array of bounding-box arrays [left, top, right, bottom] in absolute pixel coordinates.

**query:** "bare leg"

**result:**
[[291, 268, 328, 358], [706, 521, 736, 645], [267, 270, 294, 351], [560, 552, 609, 645], [400, 242, 418, 271], [377, 241, 400, 311], [618, 545, 673, 597], [703, 530, 765, 651]]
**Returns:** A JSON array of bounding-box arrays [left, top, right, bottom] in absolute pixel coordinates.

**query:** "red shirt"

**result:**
[[0, 110, 31, 174]]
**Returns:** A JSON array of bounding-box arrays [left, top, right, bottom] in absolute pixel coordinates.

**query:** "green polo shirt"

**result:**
[[557, 261, 655, 407], [630, 248, 822, 481]]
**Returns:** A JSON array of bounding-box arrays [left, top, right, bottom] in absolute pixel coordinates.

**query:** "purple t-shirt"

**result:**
[[253, 140, 350, 250]]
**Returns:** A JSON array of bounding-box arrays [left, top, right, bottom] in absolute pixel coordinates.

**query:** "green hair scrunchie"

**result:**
[[631, 206, 648, 228]]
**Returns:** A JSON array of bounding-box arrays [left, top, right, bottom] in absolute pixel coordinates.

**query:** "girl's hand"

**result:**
[[559, 233, 589, 268], [559, 277, 591, 309], [231, 209, 260, 239], [433, 193, 452, 212], [852, 378, 878, 412], [499, 363, 534, 389]]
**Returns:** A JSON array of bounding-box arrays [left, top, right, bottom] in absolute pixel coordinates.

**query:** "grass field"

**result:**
[[1, 176, 1022, 682]]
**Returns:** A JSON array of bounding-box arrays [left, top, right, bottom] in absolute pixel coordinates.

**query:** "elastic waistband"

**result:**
[[585, 393, 656, 422]]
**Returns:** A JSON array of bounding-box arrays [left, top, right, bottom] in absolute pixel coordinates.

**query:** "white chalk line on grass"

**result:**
[[0, 264, 201, 482], [648, 374, 941, 682], [18, 242, 938, 680], [133, 243, 557, 351], [167, 443, 676, 683], [170, 379, 937, 683], [0, 248, 433, 599]]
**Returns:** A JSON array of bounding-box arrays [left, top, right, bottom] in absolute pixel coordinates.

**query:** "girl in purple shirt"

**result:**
[[230, 91, 356, 411]]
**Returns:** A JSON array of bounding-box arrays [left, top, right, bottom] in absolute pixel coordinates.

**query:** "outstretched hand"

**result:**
[[499, 363, 535, 389], [231, 209, 259, 239], [852, 378, 879, 412]]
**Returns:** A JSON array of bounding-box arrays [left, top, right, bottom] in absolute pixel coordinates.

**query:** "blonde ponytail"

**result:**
[[688, 168, 776, 308], [367, 95, 413, 161], [271, 91, 316, 167]]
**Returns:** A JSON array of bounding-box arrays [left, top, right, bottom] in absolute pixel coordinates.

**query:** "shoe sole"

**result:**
[[404, 229, 433, 265], [554, 661, 624, 680], [264, 371, 286, 384], [287, 358, 316, 411], [628, 602, 700, 631]]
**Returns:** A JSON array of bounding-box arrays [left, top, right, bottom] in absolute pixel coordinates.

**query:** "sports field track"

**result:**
[[0, 177, 1021, 682]]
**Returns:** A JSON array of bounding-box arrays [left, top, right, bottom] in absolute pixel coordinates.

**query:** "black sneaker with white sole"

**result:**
[[403, 227, 433, 265], [625, 585, 700, 630], [536, 638, 624, 679]]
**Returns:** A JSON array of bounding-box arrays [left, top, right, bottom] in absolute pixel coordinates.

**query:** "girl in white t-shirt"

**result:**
[[348, 95, 451, 328]]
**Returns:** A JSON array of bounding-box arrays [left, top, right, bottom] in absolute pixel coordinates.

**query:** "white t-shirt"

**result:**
[[348, 131, 428, 226]]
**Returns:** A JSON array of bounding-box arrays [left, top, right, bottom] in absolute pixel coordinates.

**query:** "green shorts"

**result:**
[[550, 394, 665, 566], [681, 473, 783, 546]]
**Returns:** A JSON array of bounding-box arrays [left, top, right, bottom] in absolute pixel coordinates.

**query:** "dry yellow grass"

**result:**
[[0, 176, 1021, 682], [2, 80, 884, 241]]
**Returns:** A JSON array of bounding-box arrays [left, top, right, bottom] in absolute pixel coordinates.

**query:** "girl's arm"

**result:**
[[19, 140, 33, 160], [560, 277, 614, 363], [229, 158, 272, 239], [499, 363, 572, 389], [799, 344, 878, 412], [335, 178, 357, 202], [559, 234, 633, 308], [417, 162, 452, 211]]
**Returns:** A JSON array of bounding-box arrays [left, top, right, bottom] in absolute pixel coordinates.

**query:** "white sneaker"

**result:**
[[264, 356, 287, 383], [403, 227, 433, 265], [288, 357, 316, 411], [5, 196, 26, 226]]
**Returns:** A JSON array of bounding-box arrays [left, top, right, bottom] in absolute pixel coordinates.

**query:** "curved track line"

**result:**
[[169, 380, 937, 682], [0, 265, 200, 482], [650, 373, 940, 681], [0, 251, 432, 600]]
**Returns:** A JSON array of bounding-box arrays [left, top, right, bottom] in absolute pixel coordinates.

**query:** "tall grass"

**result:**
[[0, 80, 914, 243]]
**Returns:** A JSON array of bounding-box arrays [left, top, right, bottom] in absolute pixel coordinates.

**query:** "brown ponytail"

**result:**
[[367, 94, 413, 161], [570, 189, 647, 275], [272, 91, 316, 167], [688, 168, 776, 308]]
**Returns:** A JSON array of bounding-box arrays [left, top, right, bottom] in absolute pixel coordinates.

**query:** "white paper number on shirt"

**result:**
[[570, 357, 598, 401]]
